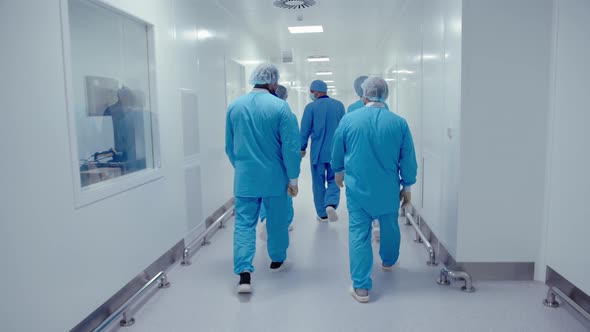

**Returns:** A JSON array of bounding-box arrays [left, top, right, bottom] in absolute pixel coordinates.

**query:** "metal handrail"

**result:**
[[181, 206, 235, 266], [93, 271, 170, 331], [437, 267, 475, 292], [405, 211, 437, 266], [545, 287, 590, 321]]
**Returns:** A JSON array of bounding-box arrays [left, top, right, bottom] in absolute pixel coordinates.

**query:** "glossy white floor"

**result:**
[[114, 168, 589, 332]]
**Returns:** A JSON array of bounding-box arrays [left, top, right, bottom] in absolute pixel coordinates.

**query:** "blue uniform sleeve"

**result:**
[[225, 109, 235, 167], [331, 118, 347, 173], [399, 119, 418, 187], [280, 105, 302, 180], [300, 104, 313, 151]]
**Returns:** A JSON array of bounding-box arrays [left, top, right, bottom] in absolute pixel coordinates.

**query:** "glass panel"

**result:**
[[68, 0, 155, 187]]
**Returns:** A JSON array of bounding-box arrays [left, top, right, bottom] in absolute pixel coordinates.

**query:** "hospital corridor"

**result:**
[[1, 0, 589, 331]]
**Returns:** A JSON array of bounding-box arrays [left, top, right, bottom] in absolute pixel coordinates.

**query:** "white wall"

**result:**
[[382, 0, 462, 256], [457, 0, 553, 262], [542, 0, 590, 293], [0, 0, 273, 330]]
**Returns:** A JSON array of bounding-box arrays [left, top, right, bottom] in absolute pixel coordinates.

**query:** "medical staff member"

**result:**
[[259, 85, 295, 240], [331, 77, 417, 303], [225, 64, 301, 294], [347, 76, 368, 113], [301, 80, 345, 222]]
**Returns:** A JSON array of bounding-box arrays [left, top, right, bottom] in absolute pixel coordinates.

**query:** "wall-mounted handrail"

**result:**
[[405, 211, 437, 266], [93, 271, 170, 331], [181, 206, 235, 266]]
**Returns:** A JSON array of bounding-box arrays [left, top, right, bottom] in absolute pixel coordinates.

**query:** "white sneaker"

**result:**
[[316, 216, 329, 223], [237, 283, 252, 294], [382, 263, 395, 271], [237, 273, 252, 294], [326, 206, 338, 222], [350, 286, 370, 303]]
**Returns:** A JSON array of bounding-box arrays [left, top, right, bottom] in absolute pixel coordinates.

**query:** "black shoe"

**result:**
[[270, 261, 286, 272], [237, 272, 252, 293]]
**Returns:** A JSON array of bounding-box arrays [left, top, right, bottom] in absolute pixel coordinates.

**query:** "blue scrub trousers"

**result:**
[[311, 162, 340, 218], [234, 194, 290, 275], [259, 195, 294, 226], [347, 194, 400, 290]]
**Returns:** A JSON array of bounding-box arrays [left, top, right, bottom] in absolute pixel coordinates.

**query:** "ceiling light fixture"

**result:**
[[239, 60, 263, 65], [288, 25, 324, 34], [323, 80, 334, 83], [316, 71, 333, 76], [327, 85, 336, 88], [307, 56, 330, 62], [196, 29, 213, 40]]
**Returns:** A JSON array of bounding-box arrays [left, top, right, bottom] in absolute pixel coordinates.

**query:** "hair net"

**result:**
[[361, 77, 389, 102], [310, 80, 328, 92], [275, 85, 288, 100], [353, 75, 369, 97], [249, 63, 280, 85]]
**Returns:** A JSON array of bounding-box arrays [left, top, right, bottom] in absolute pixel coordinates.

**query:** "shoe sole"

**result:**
[[350, 286, 369, 303], [237, 284, 252, 294], [326, 207, 338, 222], [316, 217, 329, 223]]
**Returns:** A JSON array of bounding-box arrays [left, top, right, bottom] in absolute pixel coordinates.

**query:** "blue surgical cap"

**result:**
[[310, 80, 328, 92], [276, 85, 288, 100], [249, 63, 280, 85], [361, 77, 389, 102], [354, 75, 369, 97]]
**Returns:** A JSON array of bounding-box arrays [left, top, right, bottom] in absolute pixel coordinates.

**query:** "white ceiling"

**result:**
[[212, 0, 406, 99]]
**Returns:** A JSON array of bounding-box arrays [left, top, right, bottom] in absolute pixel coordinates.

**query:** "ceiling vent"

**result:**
[[273, 0, 317, 10]]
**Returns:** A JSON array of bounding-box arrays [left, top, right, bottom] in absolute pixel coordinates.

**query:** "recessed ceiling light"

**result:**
[[323, 80, 334, 83], [316, 71, 333, 76], [327, 85, 336, 88], [239, 60, 263, 65], [307, 56, 330, 62], [196, 29, 213, 40], [385, 78, 396, 81], [288, 25, 324, 34]]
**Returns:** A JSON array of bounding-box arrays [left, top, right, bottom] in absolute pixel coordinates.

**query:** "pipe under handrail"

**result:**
[[181, 205, 235, 266], [405, 211, 437, 266], [93, 271, 170, 331]]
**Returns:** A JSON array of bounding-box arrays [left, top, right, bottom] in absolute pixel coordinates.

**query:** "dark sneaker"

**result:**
[[270, 261, 286, 272], [237, 272, 252, 294]]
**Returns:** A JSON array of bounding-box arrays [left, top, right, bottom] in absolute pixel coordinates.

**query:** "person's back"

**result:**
[[225, 63, 301, 294], [227, 91, 297, 197], [347, 99, 365, 113], [302, 96, 346, 165], [336, 106, 415, 215], [331, 76, 417, 304]]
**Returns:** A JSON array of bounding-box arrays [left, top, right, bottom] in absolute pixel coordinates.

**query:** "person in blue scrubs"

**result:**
[[347, 75, 368, 113], [225, 64, 301, 294], [301, 80, 346, 222], [259, 85, 295, 240], [331, 77, 417, 303]]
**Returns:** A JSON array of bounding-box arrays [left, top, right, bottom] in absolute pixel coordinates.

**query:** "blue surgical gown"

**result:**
[[332, 104, 417, 290], [300, 96, 345, 165], [226, 89, 301, 274]]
